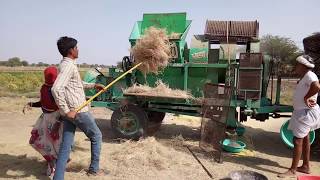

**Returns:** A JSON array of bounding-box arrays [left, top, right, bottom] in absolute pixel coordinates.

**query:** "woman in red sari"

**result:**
[[23, 66, 62, 176]]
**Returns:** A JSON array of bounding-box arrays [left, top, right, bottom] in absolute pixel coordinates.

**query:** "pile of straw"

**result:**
[[110, 137, 204, 179], [124, 80, 193, 99], [131, 27, 171, 74], [111, 137, 172, 171]]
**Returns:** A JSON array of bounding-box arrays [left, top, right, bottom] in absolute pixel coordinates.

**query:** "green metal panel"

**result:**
[[91, 101, 120, 111], [83, 70, 114, 102], [135, 66, 185, 90], [83, 70, 99, 97], [181, 20, 192, 41], [175, 40, 185, 63], [130, 17, 191, 42], [95, 75, 109, 101], [186, 63, 228, 68], [134, 63, 229, 98], [111, 73, 128, 99], [260, 97, 272, 106], [188, 67, 215, 97], [129, 21, 142, 41], [189, 48, 208, 63], [141, 12, 187, 34]]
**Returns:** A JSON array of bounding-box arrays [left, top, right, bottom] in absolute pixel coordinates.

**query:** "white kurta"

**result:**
[[289, 108, 320, 138], [288, 71, 320, 138]]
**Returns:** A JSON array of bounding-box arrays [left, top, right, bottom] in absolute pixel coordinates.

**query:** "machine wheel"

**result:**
[[146, 111, 166, 135], [121, 56, 132, 72], [253, 113, 268, 122], [240, 112, 247, 122], [111, 104, 148, 139], [239, 108, 247, 122]]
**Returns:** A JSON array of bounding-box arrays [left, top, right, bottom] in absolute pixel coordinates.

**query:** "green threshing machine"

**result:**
[[84, 12, 293, 139]]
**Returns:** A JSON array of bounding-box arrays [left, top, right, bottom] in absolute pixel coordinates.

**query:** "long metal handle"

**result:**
[[76, 62, 142, 112], [186, 146, 213, 178]]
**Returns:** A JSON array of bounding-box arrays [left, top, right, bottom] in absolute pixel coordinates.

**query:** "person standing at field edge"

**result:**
[[51, 36, 108, 180]]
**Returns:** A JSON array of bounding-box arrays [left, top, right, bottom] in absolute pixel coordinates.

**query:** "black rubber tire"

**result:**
[[121, 56, 131, 72], [146, 111, 166, 135], [111, 104, 148, 140], [239, 108, 247, 122], [148, 111, 166, 123]]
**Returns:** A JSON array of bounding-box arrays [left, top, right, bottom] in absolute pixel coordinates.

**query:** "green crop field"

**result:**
[[0, 72, 43, 97], [0, 71, 87, 97]]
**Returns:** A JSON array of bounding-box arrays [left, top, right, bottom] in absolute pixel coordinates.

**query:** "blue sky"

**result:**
[[0, 0, 319, 65]]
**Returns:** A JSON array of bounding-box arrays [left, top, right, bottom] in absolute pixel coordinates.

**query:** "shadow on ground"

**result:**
[[0, 153, 89, 179], [96, 118, 119, 143], [0, 153, 50, 179]]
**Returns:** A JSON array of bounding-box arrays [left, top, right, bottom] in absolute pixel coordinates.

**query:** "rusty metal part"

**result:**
[[238, 53, 263, 100], [204, 20, 259, 43]]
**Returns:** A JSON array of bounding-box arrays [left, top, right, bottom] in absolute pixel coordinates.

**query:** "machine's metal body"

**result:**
[[84, 12, 293, 139]]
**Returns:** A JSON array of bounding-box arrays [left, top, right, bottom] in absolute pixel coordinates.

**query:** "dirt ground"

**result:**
[[0, 97, 319, 180]]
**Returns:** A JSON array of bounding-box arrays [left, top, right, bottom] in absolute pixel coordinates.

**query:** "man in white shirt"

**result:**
[[279, 55, 320, 178], [52, 36, 107, 180]]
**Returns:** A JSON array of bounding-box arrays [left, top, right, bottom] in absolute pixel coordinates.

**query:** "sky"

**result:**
[[0, 0, 319, 65]]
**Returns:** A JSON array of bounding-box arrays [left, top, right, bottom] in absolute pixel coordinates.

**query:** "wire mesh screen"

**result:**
[[238, 53, 262, 100], [200, 83, 232, 154], [238, 70, 261, 99], [239, 53, 262, 67]]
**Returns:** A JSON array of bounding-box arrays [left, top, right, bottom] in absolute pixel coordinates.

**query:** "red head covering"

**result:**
[[40, 66, 59, 112], [44, 66, 58, 86]]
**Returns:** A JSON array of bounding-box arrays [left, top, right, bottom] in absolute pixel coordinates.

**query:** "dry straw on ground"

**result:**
[[110, 137, 204, 179], [131, 27, 171, 75], [124, 80, 193, 99]]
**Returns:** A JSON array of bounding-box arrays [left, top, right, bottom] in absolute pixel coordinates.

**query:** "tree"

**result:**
[[0, 61, 6, 66], [36, 62, 49, 67], [7, 57, 22, 67], [21, 60, 29, 66], [260, 35, 301, 75]]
